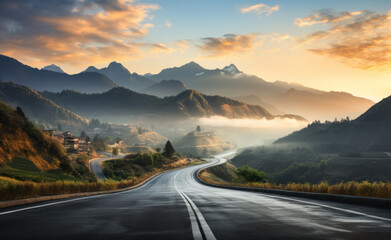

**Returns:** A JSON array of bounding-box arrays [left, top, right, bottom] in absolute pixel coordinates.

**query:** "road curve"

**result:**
[[90, 152, 125, 180], [1, 150, 391, 239]]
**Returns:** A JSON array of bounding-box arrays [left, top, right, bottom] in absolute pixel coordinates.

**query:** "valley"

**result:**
[[1, 1, 390, 239]]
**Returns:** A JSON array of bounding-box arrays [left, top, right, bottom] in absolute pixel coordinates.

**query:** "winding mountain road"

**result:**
[[1, 150, 391, 239], [89, 152, 125, 180]]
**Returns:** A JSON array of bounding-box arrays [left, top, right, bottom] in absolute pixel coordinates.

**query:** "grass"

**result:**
[[0, 171, 159, 202], [0, 157, 77, 182], [199, 171, 391, 199], [102, 153, 191, 181], [232, 147, 391, 184], [191, 159, 207, 165], [0, 154, 196, 202]]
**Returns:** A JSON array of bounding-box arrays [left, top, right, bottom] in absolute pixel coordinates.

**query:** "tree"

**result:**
[[235, 165, 267, 183], [112, 147, 119, 156], [138, 127, 144, 135], [92, 134, 107, 152], [85, 136, 91, 143], [196, 125, 201, 132], [80, 130, 87, 140], [155, 147, 161, 153], [89, 118, 101, 129], [57, 123, 63, 131], [163, 141, 175, 157], [16, 106, 26, 118]]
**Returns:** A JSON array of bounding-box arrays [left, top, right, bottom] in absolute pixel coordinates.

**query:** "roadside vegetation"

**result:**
[[0, 141, 195, 202], [199, 164, 391, 199], [231, 146, 391, 184], [103, 143, 186, 181]]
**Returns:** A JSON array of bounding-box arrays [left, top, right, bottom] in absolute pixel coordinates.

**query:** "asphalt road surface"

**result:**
[[1, 150, 391, 239], [89, 152, 125, 180]]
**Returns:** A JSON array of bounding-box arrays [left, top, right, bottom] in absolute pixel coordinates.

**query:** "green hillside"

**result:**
[[42, 88, 306, 121], [275, 95, 391, 152], [174, 131, 234, 157], [0, 100, 69, 170], [0, 81, 89, 132]]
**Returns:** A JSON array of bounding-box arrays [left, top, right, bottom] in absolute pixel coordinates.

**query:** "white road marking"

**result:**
[[200, 151, 391, 224], [259, 193, 391, 222], [174, 171, 217, 240], [177, 191, 203, 240]]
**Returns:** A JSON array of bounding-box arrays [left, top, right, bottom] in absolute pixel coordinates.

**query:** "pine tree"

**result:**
[[80, 130, 87, 140], [16, 106, 25, 118], [163, 141, 175, 157], [196, 125, 201, 132], [112, 147, 119, 156]]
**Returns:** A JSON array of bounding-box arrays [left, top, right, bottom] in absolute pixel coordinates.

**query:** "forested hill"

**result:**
[[0, 81, 88, 131], [42, 88, 306, 121], [0, 100, 69, 170], [275, 95, 391, 152], [0, 54, 117, 93]]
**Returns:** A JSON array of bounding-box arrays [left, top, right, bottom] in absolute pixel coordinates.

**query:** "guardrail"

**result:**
[[195, 164, 391, 209]]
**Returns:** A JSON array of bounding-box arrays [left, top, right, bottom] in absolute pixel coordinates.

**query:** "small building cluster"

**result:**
[[43, 130, 91, 153], [114, 138, 124, 147]]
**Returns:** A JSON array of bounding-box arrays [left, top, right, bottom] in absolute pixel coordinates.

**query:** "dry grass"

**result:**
[[0, 170, 159, 202], [0, 157, 195, 202], [199, 171, 391, 199]]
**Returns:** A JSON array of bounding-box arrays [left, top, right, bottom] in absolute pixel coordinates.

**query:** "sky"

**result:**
[[0, 0, 390, 101]]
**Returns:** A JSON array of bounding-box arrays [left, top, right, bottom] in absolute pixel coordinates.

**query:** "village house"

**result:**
[[114, 138, 125, 146]]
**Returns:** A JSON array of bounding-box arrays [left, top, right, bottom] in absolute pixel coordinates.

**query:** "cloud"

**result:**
[[0, 0, 159, 65], [165, 19, 172, 28], [298, 10, 391, 70], [241, 3, 279, 16], [145, 40, 190, 54], [198, 34, 256, 57], [294, 10, 363, 27], [197, 116, 307, 129]]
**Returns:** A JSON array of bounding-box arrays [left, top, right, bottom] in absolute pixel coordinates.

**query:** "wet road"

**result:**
[[89, 152, 125, 180], [1, 150, 391, 239]]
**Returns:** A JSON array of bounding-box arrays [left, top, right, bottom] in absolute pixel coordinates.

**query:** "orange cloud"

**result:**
[[299, 10, 391, 70], [199, 34, 256, 57], [0, 0, 159, 65], [241, 3, 279, 16]]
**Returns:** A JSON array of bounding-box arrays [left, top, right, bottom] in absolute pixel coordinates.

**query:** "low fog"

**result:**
[[196, 116, 307, 147], [129, 116, 308, 148]]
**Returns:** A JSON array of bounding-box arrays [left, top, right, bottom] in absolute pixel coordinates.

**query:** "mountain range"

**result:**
[[149, 62, 321, 98], [83, 61, 154, 91], [146, 62, 374, 120], [275, 94, 391, 152], [0, 54, 117, 93], [41, 88, 305, 122], [269, 88, 374, 121], [140, 80, 187, 97], [0, 81, 88, 131], [41, 64, 65, 73], [0, 54, 375, 122], [231, 95, 284, 115]]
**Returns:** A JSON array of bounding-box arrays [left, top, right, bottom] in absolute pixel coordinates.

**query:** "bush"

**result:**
[[235, 165, 267, 183]]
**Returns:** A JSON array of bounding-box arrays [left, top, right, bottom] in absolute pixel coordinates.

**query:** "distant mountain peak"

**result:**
[[222, 64, 241, 75], [84, 66, 99, 72], [180, 61, 204, 71], [41, 64, 65, 74], [108, 61, 124, 68]]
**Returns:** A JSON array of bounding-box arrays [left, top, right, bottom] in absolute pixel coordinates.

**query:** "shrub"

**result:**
[[235, 165, 267, 183]]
